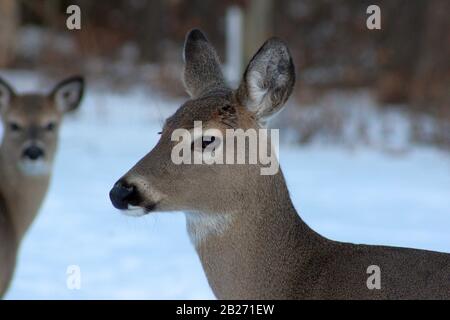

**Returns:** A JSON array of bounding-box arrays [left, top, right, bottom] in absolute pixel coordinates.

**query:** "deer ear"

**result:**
[[50, 76, 84, 113], [183, 29, 226, 98], [236, 38, 295, 124], [0, 77, 15, 112]]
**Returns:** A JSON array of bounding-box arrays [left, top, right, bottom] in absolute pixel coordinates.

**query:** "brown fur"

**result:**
[[0, 76, 84, 297], [111, 29, 450, 299]]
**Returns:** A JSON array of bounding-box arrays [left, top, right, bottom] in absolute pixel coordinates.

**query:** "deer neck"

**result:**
[[186, 170, 329, 299], [0, 146, 51, 241]]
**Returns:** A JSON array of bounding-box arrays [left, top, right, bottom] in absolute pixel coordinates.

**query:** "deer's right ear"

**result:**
[[0, 77, 15, 112], [183, 29, 226, 98], [236, 38, 295, 125]]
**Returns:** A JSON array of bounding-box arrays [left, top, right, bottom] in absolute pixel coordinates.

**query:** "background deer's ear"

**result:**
[[183, 29, 226, 98], [0, 77, 15, 113], [236, 38, 295, 125], [49, 76, 84, 113]]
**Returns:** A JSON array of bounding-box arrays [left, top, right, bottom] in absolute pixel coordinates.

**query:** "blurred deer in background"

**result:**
[[110, 29, 450, 299], [0, 76, 84, 297]]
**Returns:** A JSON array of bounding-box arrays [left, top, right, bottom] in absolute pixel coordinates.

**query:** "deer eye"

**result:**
[[191, 136, 217, 151], [202, 136, 216, 149], [9, 122, 21, 132], [44, 122, 57, 131]]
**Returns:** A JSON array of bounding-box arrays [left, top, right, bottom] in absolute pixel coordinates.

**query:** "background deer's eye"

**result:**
[[45, 122, 57, 131], [9, 122, 21, 132]]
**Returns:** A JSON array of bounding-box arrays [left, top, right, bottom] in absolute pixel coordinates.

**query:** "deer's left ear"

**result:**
[[236, 38, 295, 124], [50, 76, 84, 113], [0, 77, 15, 112]]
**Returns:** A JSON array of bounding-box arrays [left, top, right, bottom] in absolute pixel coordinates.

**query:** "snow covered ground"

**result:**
[[2, 72, 450, 299]]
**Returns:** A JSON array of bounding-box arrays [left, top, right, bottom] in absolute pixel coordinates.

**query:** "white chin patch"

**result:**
[[19, 159, 50, 176], [121, 205, 147, 217]]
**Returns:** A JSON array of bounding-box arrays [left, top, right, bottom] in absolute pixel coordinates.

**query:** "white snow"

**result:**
[[1, 72, 449, 299]]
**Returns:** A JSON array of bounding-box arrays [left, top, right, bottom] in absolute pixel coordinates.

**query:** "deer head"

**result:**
[[110, 29, 295, 218], [0, 76, 84, 176]]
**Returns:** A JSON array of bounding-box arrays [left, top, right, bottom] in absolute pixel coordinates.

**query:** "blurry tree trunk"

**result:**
[[376, 0, 427, 104], [243, 0, 274, 62], [225, 6, 244, 86], [0, 0, 19, 68], [137, 1, 166, 62], [43, 0, 61, 30], [411, 0, 450, 146], [411, 0, 450, 112]]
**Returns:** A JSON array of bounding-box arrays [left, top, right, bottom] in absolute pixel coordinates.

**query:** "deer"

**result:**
[[109, 29, 450, 299], [0, 76, 84, 297]]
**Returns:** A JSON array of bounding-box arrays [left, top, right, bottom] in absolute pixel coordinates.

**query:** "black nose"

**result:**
[[22, 146, 45, 160], [109, 181, 138, 210]]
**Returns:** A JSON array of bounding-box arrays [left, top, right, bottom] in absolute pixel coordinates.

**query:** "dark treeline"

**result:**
[[0, 0, 448, 145]]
